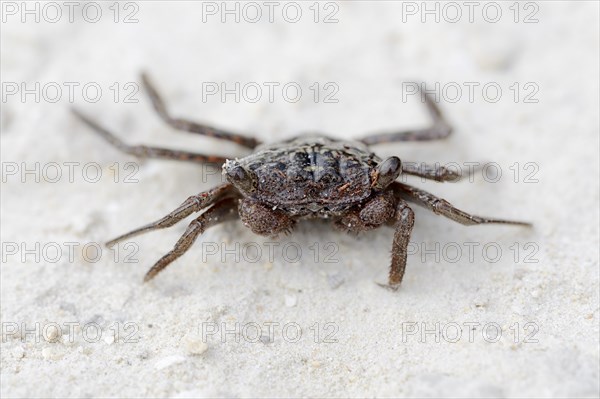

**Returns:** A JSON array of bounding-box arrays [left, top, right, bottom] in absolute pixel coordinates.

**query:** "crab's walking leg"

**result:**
[[143, 198, 239, 282], [401, 162, 462, 182], [106, 184, 236, 246], [72, 109, 228, 164], [393, 182, 532, 227], [359, 87, 452, 145], [141, 73, 261, 149], [379, 199, 415, 290]]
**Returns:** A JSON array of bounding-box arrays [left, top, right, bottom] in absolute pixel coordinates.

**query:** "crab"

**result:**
[[72, 73, 531, 290]]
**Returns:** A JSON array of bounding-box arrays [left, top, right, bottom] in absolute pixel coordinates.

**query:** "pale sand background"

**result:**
[[1, 1, 599, 397]]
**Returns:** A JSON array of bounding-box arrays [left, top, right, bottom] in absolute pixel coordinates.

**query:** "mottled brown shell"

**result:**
[[224, 135, 381, 216]]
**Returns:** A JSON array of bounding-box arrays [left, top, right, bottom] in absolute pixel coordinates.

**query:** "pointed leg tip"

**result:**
[[376, 281, 401, 292], [509, 220, 533, 228]]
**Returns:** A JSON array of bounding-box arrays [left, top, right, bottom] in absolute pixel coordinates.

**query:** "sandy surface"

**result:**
[[1, 1, 599, 398]]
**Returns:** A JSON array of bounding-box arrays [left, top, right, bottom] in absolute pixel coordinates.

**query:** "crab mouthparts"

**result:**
[[306, 202, 324, 212]]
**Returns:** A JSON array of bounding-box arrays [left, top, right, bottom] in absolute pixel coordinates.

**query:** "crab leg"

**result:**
[[72, 109, 228, 165], [393, 182, 532, 226], [143, 197, 239, 282], [359, 86, 452, 145], [141, 73, 261, 149], [106, 184, 236, 247], [385, 199, 415, 289]]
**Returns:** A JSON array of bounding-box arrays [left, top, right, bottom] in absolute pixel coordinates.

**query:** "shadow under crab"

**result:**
[[72, 73, 531, 290]]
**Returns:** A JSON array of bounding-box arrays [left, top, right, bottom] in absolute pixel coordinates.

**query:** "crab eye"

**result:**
[[226, 165, 257, 192], [374, 156, 402, 190]]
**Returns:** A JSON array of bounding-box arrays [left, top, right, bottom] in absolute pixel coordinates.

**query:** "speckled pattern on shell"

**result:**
[[224, 135, 382, 216]]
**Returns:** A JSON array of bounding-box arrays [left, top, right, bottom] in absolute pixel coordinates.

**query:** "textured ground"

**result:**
[[1, 1, 599, 398]]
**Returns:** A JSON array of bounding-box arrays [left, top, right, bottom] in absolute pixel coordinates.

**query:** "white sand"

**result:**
[[1, 2, 599, 397]]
